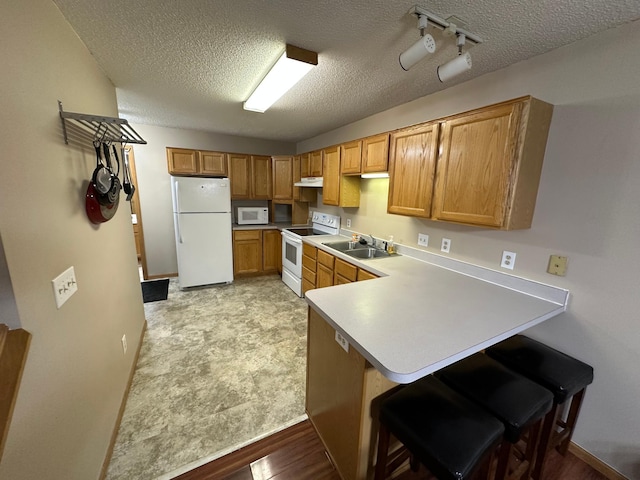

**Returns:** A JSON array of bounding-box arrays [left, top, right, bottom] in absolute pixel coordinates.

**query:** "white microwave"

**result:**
[[236, 207, 269, 225]]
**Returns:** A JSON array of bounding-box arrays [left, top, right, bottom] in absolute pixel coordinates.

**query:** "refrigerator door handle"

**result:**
[[176, 214, 183, 243]]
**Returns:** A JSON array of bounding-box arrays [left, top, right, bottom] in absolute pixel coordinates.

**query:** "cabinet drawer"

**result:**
[[303, 243, 317, 260], [317, 250, 335, 269], [302, 254, 316, 272], [357, 269, 379, 281], [302, 278, 315, 295], [234, 229, 261, 241], [334, 258, 357, 282], [335, 274, 353, 285], [302, 266, 317, 284]]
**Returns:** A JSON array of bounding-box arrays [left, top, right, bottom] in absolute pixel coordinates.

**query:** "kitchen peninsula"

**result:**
[[302, 235, 568, 480]]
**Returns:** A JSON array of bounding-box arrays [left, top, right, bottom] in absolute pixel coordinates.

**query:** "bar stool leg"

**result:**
[[374, 423, 391, 480], [494, 441, 512, 480], [558, 388, 586, 454], [532, 404, 560, 480]]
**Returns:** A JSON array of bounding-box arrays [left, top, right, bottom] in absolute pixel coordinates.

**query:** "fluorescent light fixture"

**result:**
[[399, 34, 436, 71], [361, 172, 390, 179], [243, 44, 318, 113], [437, 51, 472, 82]]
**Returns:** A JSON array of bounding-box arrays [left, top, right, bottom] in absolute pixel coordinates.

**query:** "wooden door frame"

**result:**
[[125, 146, 149, 280]]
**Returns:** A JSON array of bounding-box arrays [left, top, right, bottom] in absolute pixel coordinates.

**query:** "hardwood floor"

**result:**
[[175, 419, 608, 480]]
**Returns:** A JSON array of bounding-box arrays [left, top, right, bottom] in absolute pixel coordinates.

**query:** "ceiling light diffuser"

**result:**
[[361, 172, 390, 179], [243, 44, 318, 113]]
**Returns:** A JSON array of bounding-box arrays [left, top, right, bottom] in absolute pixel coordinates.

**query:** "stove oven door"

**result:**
[[281, 231, 304, 296]]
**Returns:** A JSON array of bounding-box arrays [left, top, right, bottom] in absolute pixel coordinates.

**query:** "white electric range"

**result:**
[[281, 212, 341, 297]]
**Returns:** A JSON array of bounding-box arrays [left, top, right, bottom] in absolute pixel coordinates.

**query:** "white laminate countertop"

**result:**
[[303, 235, 569, 384]]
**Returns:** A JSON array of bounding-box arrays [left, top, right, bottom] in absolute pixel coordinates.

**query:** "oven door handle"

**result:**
[[281, 232, 303, 245]]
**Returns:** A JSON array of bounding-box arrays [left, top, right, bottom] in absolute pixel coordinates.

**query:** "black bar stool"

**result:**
[[435, 353, 554, 480], [486, 335, 594, 480], [374, 375, 504, 480]]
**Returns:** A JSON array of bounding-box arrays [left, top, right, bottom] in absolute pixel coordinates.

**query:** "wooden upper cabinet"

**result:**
[[309, 150, 323, 177], [251, 155, 272, 200], [300, 153, 311, 177], [362, 133, 390, 173], [228, 153, 251, 199], [432, 96, 553, 229], [340, 140, 363, 175], [272, 155, 294, 200], [324, 146, 360, 207], [200, 151, 228, 176], [167, 148, 199, 175], [387, 122, 440, 217]]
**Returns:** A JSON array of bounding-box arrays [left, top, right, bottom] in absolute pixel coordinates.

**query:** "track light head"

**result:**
[[437, 51, 472, 82], [399, 34, 436, 71]]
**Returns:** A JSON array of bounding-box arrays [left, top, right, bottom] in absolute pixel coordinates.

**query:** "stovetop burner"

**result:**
[[286, 228, 327, 237]]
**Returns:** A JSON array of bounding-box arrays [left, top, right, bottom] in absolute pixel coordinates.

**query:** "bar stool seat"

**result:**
[[486, 335, 594, 479], [374, 375, 504, 480], [435, 353, 554, 480]]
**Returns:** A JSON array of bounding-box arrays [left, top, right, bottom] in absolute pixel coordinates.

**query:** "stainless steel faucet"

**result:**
[[368, 234, 376, 248]]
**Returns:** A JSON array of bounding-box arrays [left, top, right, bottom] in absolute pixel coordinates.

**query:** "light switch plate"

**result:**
[[52, 266, 78, 309], [547, 255, 568, 276]]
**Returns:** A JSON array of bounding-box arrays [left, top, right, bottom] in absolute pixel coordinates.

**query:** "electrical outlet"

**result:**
[[418, 233, 429, 247], [501, 251, 517, 270], [121, 334, 128, 354], [346, 218, 351, 228], [547, 255, 568, 276], [441, 238, 451, 253], [335, 331, 349, 353], [51, 266, 78, 309]]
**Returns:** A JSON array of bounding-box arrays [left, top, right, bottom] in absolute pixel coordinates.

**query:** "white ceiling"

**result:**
[[53, 0, 640, 143]]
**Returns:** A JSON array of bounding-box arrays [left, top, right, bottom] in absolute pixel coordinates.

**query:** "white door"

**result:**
[[174, 212, 233, 288], [172, 177, 231, 213]]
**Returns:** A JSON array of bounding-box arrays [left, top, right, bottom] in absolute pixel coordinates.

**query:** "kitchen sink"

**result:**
[[322, 241, 366, 252], [344, 247, 391, 259]]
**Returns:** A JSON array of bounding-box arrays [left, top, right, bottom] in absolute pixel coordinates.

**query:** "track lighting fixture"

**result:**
[[399, 14, 436, 71], [244, 44, 318, 113], [437, 34, 473, 82], [399, 6, 482, 79]]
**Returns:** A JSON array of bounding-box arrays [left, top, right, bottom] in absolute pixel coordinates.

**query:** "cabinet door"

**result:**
[[310, 150, 323, 177], [272, 156, 293, 200], [200, 151, 228, 177], [251, 155, 272, 199], [316, 263, 334, 288], [233, 230, 262, 275], [432, 101, 527, 228], [341, 140, 363, 175], [362, 134, 389, 173], [300, 153, 311, 177], [357, 269, 378, 281], [322, 146, 341, 206], [167, 148, 199, 175], [262, 229, 281, 272], [228, 154, 251, 199], [387, 122, 439, 217]]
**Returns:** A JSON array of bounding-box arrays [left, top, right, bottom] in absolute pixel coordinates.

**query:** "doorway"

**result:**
[[125, 146, 148, 280]]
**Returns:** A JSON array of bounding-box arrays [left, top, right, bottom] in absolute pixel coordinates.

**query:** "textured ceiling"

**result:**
[[52, 0, 640, 142]]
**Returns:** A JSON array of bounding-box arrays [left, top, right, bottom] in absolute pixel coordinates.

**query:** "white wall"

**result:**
[[0, 1, 146, 478], [129, 124, 295, 277], [301, 21, 640, 479]]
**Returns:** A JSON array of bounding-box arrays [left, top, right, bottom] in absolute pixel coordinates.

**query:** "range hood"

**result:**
[[294, 177, 323, 188]]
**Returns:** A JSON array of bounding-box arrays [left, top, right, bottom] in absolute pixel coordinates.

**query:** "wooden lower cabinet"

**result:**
[[357, 269, 378, 281], [233, 228, 281, 277], [302, 244, 317, 295], [262, 229, 281, 273], [306, 307, 397, 480], [316, 250, 335, 288], [334, 258, 357, 284]]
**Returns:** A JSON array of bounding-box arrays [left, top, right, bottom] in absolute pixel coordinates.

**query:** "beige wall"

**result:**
[[128, 124, 295, 277], [302, 21, 640, 478], [0, 1, 146, 479]]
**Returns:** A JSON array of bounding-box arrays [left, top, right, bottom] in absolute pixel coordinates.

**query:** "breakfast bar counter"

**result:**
[[300, 234, 569, 480]]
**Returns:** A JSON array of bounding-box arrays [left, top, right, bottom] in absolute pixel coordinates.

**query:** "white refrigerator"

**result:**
[[171, 176, 233, 289]]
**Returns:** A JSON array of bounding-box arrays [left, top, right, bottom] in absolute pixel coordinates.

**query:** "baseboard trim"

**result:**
[[99, 321, 147, 480], [146, 273, 178, 280], [568, 442, 628, 480]]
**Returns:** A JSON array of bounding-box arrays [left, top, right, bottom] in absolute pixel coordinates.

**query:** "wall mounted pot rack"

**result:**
[[58, 101, 147, 145]]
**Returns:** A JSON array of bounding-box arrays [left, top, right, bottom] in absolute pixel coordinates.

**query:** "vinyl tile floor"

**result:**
[[106, 275, 309, 480]]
